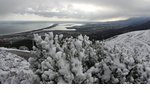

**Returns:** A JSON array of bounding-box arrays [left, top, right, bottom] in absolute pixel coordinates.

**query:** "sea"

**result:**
[[0, 21, 85, 35]]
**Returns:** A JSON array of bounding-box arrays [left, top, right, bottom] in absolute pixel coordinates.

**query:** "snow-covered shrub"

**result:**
[[29, 32, 106, 84], [0, 51, 39, 84], [29, 32, 150, 84], [89, 44, 150, 84]]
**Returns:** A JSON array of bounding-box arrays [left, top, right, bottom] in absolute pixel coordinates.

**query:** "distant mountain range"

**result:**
[[69, 17, 150, 32], [89, 17, 150, 40], [107, 17, 150, 27]]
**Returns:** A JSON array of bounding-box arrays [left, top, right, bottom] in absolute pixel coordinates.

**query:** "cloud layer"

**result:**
[[0, 0, 150, 21]]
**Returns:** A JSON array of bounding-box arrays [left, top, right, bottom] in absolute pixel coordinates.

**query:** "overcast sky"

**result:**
[[0, 0, 150, 21]]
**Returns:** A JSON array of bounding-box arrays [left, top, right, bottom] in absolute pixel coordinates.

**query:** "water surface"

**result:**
[[0, 21, 54, 35], [0, 21, 85, 35]]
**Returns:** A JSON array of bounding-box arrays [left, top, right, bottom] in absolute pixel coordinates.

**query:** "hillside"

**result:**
[[1, 29, 150, 84], [105, 29, 150, 62], [90, 21, 150, 40]]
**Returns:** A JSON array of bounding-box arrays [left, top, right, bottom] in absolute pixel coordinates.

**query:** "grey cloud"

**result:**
[[0, 0, 150, 21]]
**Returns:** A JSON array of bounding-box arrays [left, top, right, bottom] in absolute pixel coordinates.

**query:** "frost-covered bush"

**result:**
[[0, 51, 39, 84], [29, 32, 150, 84], [89, 44, 150, 84], [29, 32, 106, 84]]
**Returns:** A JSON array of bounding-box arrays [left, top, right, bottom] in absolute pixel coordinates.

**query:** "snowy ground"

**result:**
[[105, 29, 150, 62], [0, 47, 33, 60], [0, 50, 38, 84], [105, 30, 150, 48]]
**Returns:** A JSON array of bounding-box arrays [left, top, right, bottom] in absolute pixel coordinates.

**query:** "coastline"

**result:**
[[0, 23, 90, 50]]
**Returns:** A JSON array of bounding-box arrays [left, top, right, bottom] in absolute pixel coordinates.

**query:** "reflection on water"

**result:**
[[0, 21, 53, 35]]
